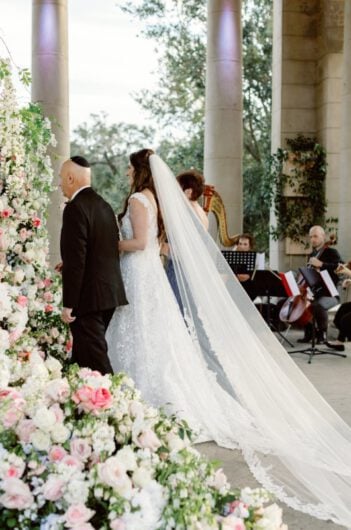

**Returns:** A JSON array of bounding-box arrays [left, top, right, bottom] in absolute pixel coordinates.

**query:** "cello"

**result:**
[[279, 235, 337, 327]]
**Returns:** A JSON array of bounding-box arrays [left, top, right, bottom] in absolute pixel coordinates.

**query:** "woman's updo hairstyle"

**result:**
[[176, 169, 205, 201]]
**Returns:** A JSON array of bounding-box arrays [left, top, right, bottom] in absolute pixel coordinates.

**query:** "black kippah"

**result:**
[[70, 155, 90, 168]]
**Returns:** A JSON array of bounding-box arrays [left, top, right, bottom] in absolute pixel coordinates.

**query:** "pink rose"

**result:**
[[136, 429, 161, 451], [78, 368, 101, 378], [98, 458, 132, 495], [43, 291, 53, 302], [1, 208, 13, 218], [43, 278, 52, 287], [17, 295, 28, 307], [0, 478, 33, 509], [48, 445, 67, 462], [65, 339, 73, 353], [42, 476, 65, 501], [70, 438, 92, 462], [32, 217, 41, 228], [3, 408, 23, 428], [45, 304, 54, 312], [49, 403, 64, 423], [16, 419, 36, 443], [9, 328, 23, 344], [64, 504, 95, 527], [221, 515, 246, 530], [72, 385, 112, 413], [61, 455, 83, 470], [93, 387, 112, 410], [110, 520, 126, 530]]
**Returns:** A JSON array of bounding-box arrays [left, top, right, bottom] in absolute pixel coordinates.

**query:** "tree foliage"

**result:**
[[70, 113, 155, 213], [119, 0, 272, 250]]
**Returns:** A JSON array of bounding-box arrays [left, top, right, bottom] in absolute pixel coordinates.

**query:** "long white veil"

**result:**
[[150, 154, 351, 528]]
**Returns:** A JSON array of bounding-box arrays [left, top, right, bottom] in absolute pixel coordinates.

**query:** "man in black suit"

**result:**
[[297, 225, 342, 344], [59, 156, 127, 374]]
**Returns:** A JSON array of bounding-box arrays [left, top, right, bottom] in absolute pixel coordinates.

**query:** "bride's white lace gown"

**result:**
[[106, 192, 248, 446]]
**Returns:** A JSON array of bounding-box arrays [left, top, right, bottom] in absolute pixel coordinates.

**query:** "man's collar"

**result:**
[[69, 185, 91, 202]]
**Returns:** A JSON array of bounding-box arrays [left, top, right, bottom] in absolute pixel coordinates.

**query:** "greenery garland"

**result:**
[[270, 135, 328, 244]]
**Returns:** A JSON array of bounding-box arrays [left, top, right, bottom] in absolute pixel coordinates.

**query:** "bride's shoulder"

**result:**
[[129, 190, 157, 211]]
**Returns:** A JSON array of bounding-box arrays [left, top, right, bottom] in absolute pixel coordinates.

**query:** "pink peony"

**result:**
[[0, 478, 33, 510], [70, 438, 92, 462], [64, 504, 95, 527], [42, 477, 65, 501]]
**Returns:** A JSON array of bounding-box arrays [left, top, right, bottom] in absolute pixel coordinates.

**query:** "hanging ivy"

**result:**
[[270, 135, 328, 243]]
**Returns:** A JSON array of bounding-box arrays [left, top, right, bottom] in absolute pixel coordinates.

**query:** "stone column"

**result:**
[[338, 1, 351, 259], [32, 0, 69, 266], [204, 0, 243, 238]]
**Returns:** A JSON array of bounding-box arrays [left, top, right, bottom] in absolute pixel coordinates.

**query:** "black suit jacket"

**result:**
[[60, 187, 127, 316], [310, 246, 342, 287]]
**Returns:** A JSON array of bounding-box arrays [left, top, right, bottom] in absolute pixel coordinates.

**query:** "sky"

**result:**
[[0, 0, 158, 132]]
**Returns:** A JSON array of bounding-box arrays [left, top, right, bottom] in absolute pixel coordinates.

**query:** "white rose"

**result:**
[[257, 503, 284, 530], [33, 406, 56, 432], [30, 430, 51, 452], [51, 424, 70, 444], [45, 378, 69, 403], [114, 446, 137, 471], [132, 466, 153, 488], [13, 269, 25, 284], [45, 356, 63, 376], [166, 432, 187, 453], [98, 458, 132, 497]]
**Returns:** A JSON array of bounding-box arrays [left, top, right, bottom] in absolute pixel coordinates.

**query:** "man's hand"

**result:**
[[61, 307, 76, 324], [309, 257, 322, 268], [55, 261, 63, 273], [342, 279, 351, 289], [237, 273, 250, 282]]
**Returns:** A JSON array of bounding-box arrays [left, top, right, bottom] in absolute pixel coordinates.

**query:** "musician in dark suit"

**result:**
[[297, 225, 341, 344], [59, 156, 127, 374]]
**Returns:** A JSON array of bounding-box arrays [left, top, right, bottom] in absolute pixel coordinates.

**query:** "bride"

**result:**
[[106, 149, 351, 528]]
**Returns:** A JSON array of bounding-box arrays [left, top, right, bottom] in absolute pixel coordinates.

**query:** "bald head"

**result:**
[[309, 225, 326, 249], [60, 158, 91, 199]]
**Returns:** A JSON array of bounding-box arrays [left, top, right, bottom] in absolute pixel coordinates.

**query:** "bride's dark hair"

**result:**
[[119, 148, 164, 238]]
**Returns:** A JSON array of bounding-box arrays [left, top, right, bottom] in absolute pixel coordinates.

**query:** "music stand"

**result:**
[[252, 269, 294, 347], [288, 267, 347, 363], [222, 251, 257, 274]]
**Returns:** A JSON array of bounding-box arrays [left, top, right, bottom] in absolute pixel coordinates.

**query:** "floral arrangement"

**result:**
[[0, 58, 70, 362], [0, 59, 287, 529], [0, 352, 287, 530]]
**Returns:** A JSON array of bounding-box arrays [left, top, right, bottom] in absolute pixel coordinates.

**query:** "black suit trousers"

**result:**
[[70, 308, 115, 375]]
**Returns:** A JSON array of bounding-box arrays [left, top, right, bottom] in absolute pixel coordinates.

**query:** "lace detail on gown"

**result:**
[[106, 193, 255, 448]]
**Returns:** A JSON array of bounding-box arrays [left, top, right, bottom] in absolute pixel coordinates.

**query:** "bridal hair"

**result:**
[[176, 169, 205, 201], [119, 149, 164, 238]]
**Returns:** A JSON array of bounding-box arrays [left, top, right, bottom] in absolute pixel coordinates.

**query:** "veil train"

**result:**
[[150, 154, 351, 528]]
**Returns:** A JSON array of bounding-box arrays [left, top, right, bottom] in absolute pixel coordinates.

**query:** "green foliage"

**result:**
[[70, 113, 155, 213], [118, 0, 273, 251], [270, 135, 328, 243]]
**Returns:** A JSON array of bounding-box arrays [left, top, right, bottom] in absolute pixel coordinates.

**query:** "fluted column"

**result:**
[[32, 0, 69, 266], [204, 0, 243, 237], [338, 1, 351, 259]]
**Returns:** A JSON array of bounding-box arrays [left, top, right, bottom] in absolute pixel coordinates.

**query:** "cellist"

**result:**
[[297, 225, 342, 344]]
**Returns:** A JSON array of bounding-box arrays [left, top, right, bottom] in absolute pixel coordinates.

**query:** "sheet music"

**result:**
[[256, 252, 265, 270], [281, 271, 300, 296], [320, 269, 339, 297]]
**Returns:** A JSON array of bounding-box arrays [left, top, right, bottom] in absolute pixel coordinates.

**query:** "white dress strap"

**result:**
[[129, 192, 150, 209]]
